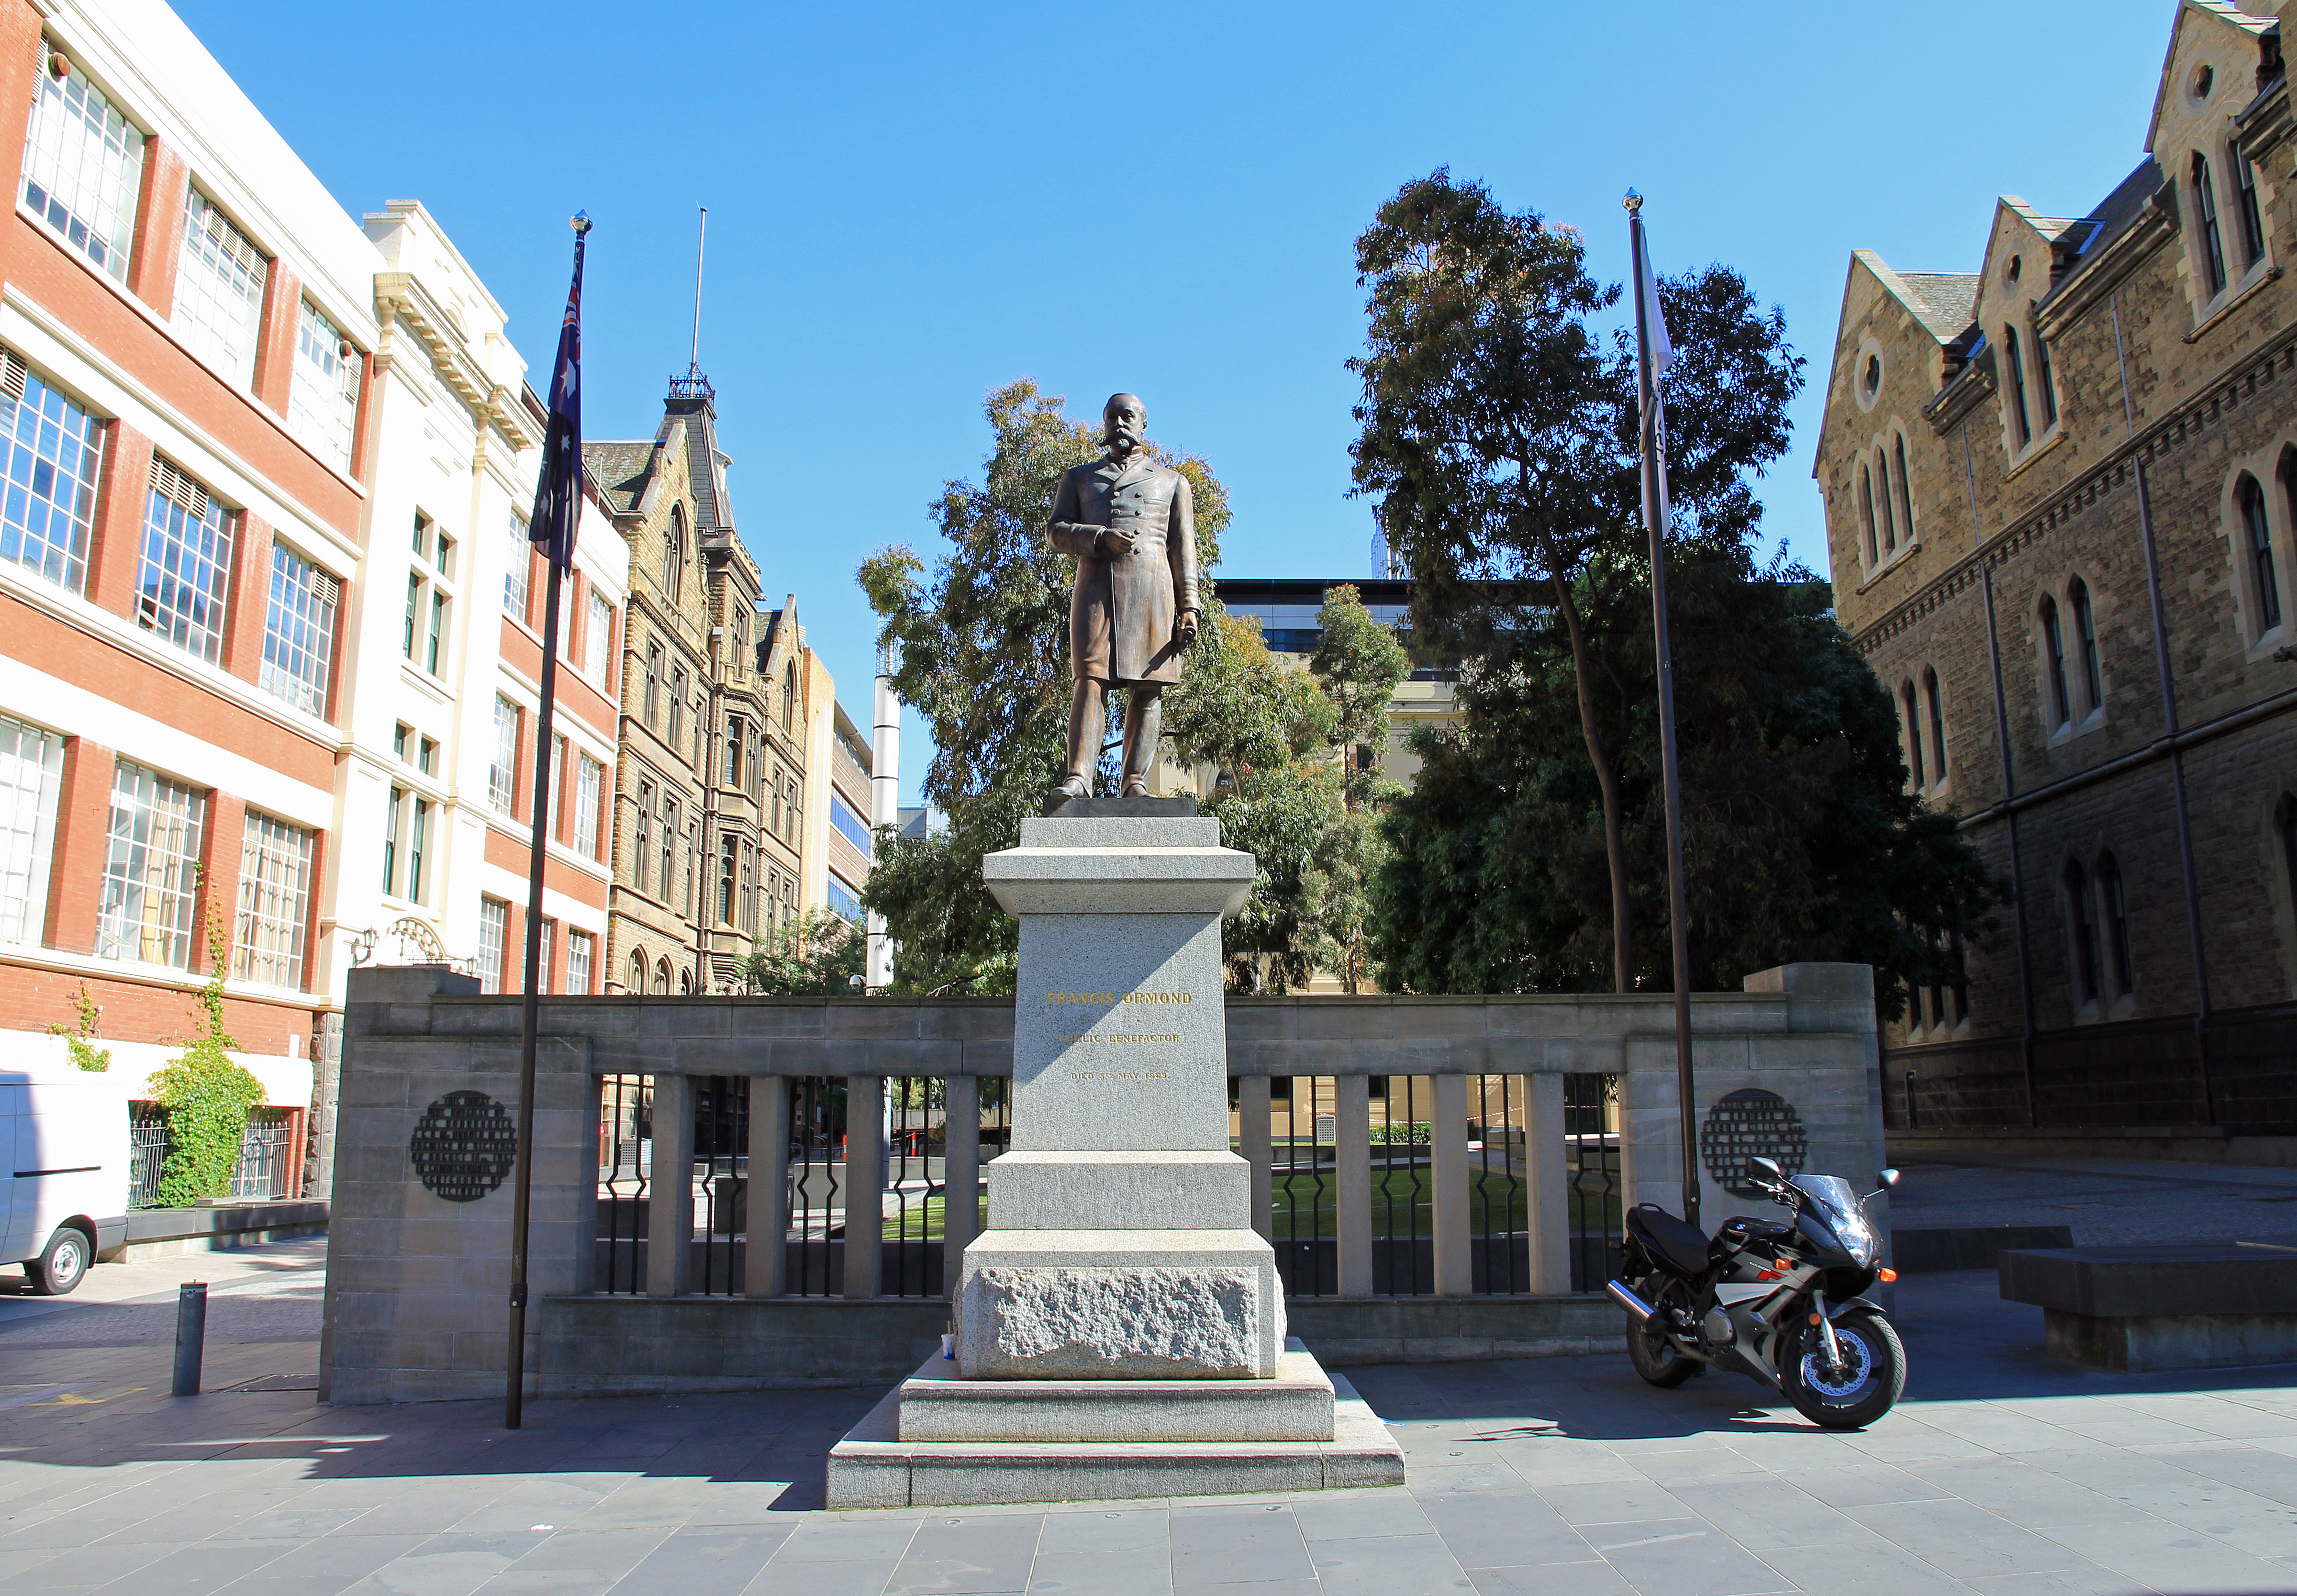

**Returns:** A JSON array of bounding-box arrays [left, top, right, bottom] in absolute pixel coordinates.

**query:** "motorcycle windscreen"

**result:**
[[1787, 1174, 1878, 1268]]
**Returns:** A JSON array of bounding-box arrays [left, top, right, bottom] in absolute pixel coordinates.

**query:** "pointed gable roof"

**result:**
[[2145, 0, 2277, 155]]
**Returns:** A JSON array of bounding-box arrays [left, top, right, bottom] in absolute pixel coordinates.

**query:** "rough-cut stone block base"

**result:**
[[2043, 1308, 2297, 1373], [826, 1362, 1402, 1509], [958, 1229, 1285, 1378], [897, 1347, 1335, 1442]]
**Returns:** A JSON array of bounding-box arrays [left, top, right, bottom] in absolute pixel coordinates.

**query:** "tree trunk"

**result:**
[[1550, 575, 1634, 992]]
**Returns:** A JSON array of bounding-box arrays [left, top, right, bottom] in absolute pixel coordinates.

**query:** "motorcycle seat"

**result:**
[[1628, 1202, 1711, 1277]]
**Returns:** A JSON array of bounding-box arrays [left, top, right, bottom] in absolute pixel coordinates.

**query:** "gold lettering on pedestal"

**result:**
[[1045, 992, 1194, 1005]]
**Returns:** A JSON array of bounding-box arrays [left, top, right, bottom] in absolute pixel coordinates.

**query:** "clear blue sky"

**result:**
[[178, 0, 2173, 804]]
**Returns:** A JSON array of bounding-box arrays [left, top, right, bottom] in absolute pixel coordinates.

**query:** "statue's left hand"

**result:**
[[1176, 609, 1199, 647]]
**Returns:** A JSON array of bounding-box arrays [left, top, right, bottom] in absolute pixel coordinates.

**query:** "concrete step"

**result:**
[[827, 1345, 1403, 1508], [898, 1346, 1336, 1442]]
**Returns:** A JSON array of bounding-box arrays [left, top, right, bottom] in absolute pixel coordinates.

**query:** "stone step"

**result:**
[[828, 1364, 1402, 1509], [898, 1344, 1336, 1443]]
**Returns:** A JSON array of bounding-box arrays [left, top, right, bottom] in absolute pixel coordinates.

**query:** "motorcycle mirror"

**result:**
[[1747, 1156, 1783, 1183], [1877, 1168, 1900, 1190]]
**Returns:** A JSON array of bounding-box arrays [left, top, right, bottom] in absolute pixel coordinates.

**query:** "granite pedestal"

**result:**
[[825, 798, 1402, 1507]]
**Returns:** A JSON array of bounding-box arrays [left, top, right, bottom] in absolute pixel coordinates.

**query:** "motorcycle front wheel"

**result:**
[[1624, 1276, 1702, 1388], [1782, 1308, 1906, 1429]]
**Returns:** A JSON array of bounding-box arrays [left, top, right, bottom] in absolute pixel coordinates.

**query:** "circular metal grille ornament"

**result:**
[[409, 1090, 517, 1203], [1699, 1088, 1808, 1198]]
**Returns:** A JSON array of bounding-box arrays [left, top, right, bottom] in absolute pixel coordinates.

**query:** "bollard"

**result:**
[[172, 1281, 207, 1396]]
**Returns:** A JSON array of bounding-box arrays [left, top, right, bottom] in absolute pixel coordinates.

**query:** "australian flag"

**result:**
[[529, 215, 589, 569]]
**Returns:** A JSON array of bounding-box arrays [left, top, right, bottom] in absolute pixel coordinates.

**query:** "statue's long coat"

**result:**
[[1047, 452, 1200, 685]]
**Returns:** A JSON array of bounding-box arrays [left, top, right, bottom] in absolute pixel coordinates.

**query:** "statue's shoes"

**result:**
[[1048, 775, 1091, 801], [1118, 781, 1148, 798]]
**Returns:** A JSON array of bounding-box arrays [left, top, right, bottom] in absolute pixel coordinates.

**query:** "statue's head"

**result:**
[[1104, 392, 1146, 455]]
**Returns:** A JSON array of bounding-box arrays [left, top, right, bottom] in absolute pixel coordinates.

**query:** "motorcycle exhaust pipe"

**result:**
[[1605, 1279, 1657, 1325]]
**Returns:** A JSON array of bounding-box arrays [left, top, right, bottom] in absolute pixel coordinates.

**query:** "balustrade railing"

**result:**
[[588, 1066, 1618, 1303]]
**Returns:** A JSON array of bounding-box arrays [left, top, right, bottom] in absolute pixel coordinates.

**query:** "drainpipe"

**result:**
[[697, 616, 724, 992], [2132, 461, 2216, 1123]]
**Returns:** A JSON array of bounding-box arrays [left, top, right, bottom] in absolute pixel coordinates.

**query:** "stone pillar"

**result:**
[[843, 1073, 883, 1300], [746, 1075, 789, 1298], [941, 1074, 980, 1295], [646, 1073, 694, 1298], [1431, 1072, 1471, 1297], [1335, 1075, 1372, 1299], [1237, 1075, 1272, 1242], [1526, 1071, 1573, 1295], [963, 798, 1273, 1379]]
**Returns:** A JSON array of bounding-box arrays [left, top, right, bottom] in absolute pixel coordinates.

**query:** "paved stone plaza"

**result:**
[[4, 1167, 2297, 1595]]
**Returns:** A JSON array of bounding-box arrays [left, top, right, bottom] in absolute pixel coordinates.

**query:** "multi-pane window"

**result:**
[[568, 928, 593, 995], [549, 735, 566, 835], [383, 784, 402, 894], [139, 458, 234, 665], [490, 695, 519, 814], [669, 666, 688, 754], [0, 714, 62, 942], [0, 355, 103, 595], [233, 811, 311, 988], [643, 641, 661, 724], [288, 301, 358, 472], [405, 513, 454, 677], [2041, 595, 2072, 729], [96, 761, 204, 968], [828, 874, 863, 923], [477, 897, 507, 995], [635, 780, 654, 892], [2064, 858, 2100, 1005], [739, 841, 755, 932], [2194, 151, 2228, 297], [259, 542, 337, 716], [1891, 435, 1914, 544], [2242, 473, 2282, 634], [2033, 318, 2058, 430], [586, 592, 611, 686], [831, 791, 872, 852], [1923, 668, 1947, 782], [1874, 450, 1896, 551], [2003, 325, 2033, 449], [381, 784, 429, 903], [2235, 139, 2268, 268], [724, 714, 743, 787], [1900, 681, 1924, 787], [536, 918, 555, 996], [2070, 577, 2104, 712], [1856, 463, 1876, 566], [2098, 850, 2134, 997], [719, 836, 736, 925], [503, 511, 531, 621], [659, 796, 678, 901], [576, 753, 602, 859], [174, 189, 267, 383], [20, 47, 145, 284]]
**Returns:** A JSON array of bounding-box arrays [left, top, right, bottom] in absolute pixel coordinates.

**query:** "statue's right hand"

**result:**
[[1097, 527, 1136, 557]]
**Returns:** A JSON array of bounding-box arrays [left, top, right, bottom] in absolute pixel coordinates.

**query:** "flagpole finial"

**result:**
[[570, 210, 592, 235], [1623, 190, 1643, 214]]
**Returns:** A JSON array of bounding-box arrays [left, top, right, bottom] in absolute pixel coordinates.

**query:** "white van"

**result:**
[[2, 1068, 128, 1294]]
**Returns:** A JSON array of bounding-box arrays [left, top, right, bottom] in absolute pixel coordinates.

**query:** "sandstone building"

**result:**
[[586, 377, 831, 994], [1814, 0, 2297, 1148]]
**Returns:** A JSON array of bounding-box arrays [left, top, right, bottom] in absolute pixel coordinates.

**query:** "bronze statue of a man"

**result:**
[[1047, 392, 1200, 801]]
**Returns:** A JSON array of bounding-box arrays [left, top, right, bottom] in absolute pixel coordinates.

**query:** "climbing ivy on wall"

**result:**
[[48, 983, 110, 1072], [148, 889, 264, 1207]]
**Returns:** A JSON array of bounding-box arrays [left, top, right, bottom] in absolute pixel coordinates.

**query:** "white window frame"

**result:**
[[586, 591, 611, 685], [490, 695, 519, 814], [233, 810, 311, 989], [20, 45, 144, 284], [0, 352, 104, 596], [477, 897, 507, 994], [96, 761, 204, 969], [258, 540, 337, 718], [287, 300, 358, 472], [173, 188, 267, 384], [0, 713, 63, 943], [567, 927, 593, 995], [139, 458, 234, 665], [575, 752, 602, 859]]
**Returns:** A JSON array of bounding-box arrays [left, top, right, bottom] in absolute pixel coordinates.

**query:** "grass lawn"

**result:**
[[885, 1191, 988, 1241]]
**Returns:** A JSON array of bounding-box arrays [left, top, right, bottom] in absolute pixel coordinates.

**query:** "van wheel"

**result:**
[[28, 1226, 89, 1295]]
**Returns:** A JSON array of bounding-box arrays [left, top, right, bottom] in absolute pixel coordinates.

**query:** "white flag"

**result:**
[[1638, 223, 1674, 377]]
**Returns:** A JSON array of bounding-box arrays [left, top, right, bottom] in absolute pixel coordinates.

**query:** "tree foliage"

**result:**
[[741, 908, 866, 996], [1352, 172, 2005, 1014]]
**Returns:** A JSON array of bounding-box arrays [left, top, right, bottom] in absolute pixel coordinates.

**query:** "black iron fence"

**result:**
[[125, 1101, 297, 1209]]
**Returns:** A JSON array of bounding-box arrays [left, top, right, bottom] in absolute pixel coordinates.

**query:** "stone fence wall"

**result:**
[[320, 963, 1881, 1403]]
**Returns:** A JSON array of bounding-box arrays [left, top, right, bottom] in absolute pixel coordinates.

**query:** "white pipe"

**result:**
[[867, 645, 898, 991]]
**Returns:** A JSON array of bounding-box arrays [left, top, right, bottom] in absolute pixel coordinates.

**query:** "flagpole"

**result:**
[[507, 212, 590, 1430], [1626, 190, 1702, 1230]]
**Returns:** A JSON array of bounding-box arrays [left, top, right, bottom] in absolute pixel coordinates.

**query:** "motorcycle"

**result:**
[[1605, 1157, 1907, 1429]]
